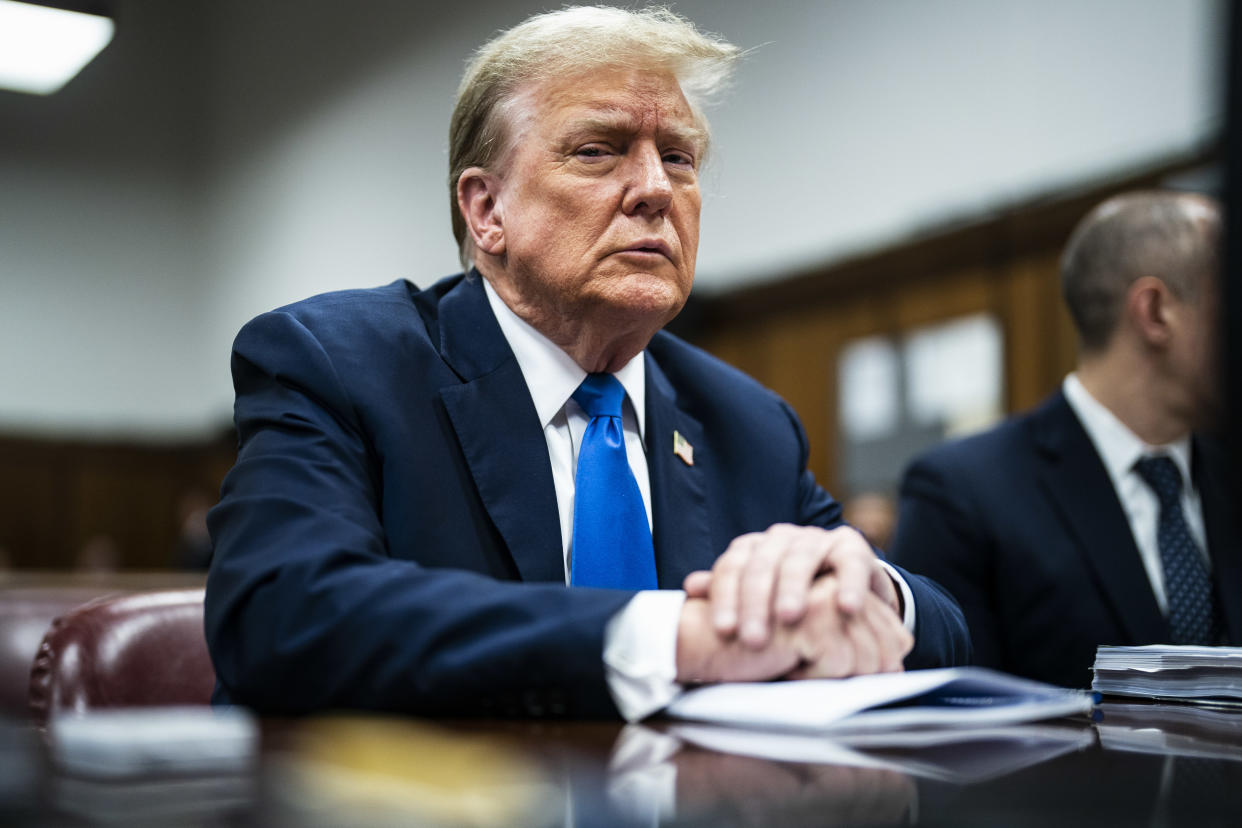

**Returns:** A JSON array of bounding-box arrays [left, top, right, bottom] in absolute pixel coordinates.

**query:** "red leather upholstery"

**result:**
[[28, 589, 215, 726], [0, 586, 128, 718]]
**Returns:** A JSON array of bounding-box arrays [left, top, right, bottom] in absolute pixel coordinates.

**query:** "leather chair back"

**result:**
[[28, 589, 214, 726], [0, 586, 128, 718]]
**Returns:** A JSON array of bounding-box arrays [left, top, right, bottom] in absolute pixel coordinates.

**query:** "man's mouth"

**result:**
[[620, 240, 673, 259]]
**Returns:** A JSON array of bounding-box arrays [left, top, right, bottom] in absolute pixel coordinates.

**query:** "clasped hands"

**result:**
[[676, 523, 913, 684]]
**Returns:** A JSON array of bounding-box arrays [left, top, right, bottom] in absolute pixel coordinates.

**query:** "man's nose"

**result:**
[[621, 144, 673, 217]]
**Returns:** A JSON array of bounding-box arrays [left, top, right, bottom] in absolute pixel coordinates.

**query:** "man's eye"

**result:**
[[663, 151, 695, 168], [576, 146, 611, 160]]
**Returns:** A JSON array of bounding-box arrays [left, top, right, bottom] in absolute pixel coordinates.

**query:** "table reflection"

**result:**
[[607, 723, 918, 826], [5, 700, 1242, 826], [669, 746, 916, 826]]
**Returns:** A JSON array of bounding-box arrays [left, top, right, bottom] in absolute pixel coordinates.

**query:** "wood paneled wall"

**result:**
[[688, 158, 1209, 495], [0, 433, 235, 570]]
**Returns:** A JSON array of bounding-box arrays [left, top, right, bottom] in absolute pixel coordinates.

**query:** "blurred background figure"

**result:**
[[843, 492, 897, 551], [74, 535, 119, 575], [174, 490, 213, 571]]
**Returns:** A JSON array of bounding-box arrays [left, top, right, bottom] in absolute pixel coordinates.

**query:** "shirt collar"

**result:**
[[1062, 373, 1194, 491], [483, 277, 646, 436]]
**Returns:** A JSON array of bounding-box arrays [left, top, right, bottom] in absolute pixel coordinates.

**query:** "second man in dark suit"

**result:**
[[889, 190, 1241, 688]]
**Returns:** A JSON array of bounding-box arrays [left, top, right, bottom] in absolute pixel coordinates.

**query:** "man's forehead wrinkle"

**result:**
[[559, 104, 705, 149], [565, 107, 641, 134]]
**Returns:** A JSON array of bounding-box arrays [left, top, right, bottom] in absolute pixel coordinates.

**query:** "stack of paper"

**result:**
[[47, 707, 258, 824], [1092, 645, 1242, 702], [50, 707, 258, 778]]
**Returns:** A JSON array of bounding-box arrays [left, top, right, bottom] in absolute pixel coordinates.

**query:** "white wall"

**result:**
[[0, 1, 210, 438], [0, 0, 1225, 438], [694, 0, 1224, 284], [199, 0, 507, 407]]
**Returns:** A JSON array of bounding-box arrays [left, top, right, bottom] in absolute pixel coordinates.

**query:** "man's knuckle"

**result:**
[[715, 549, 749, 573]]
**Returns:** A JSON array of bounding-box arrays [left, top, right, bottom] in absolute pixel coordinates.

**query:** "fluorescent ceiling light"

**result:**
[[0, 1, 114, 95]]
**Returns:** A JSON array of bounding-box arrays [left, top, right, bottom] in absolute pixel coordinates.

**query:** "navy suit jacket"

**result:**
[[889, 390, 1242, 689], [206, 273, 969, 717]]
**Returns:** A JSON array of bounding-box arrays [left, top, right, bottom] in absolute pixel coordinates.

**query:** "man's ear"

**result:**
[[457, 168, 505, 256], [1127, 275, 1174, 348]]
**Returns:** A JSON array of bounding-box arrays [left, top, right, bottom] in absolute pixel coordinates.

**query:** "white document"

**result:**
[[49, 706, 258, 778], [664, 667, 1095, 734]]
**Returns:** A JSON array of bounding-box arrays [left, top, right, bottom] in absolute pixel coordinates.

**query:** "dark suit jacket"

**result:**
[[889, 390, 1242, 689], [205, 273, 969, 717]]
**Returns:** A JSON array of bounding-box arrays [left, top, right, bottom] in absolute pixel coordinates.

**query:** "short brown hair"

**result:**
[[1061, 190, 1220, 352]]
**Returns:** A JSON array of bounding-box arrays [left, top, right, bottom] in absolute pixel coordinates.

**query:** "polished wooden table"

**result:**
[[2, 701, 1241, 826]]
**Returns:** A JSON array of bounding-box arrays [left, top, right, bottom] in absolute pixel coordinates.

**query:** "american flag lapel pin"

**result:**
[[673, 430, 694, 466]]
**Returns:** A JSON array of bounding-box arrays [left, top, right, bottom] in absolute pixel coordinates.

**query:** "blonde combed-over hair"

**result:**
[[448, 5, 741, 269]]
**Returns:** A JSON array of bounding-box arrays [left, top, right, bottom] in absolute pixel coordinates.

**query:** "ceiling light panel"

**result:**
[[0, 1, 114, 95]]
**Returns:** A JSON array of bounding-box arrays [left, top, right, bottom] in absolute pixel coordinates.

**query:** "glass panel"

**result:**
[[836, 313, 1004, 508], [904, 314, 1004, 437], [838, 336, 900, 442]]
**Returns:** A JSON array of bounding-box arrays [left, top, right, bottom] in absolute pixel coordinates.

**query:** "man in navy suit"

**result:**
[[206, 6, 969, 719], [890, 191, 1241, 689]]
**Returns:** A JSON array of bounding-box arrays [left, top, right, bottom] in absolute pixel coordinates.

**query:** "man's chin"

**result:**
[[608, 292, 688, 331], [598, 274, 690, 323]]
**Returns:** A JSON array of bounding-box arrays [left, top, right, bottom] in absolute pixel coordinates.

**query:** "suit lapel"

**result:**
[[645, 350, 712, 588], [436, 275, 564, 583], [1031, 392, 1168, 643], [1194, 438, 1242, 643]]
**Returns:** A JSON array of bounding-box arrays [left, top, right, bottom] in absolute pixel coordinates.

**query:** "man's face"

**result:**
[[485, 66, 703, 340], [1170, 274, 1221, 431], [1163, 201, 1222, 431]]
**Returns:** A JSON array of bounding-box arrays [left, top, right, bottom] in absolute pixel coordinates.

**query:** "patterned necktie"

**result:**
[[1133, 455, 1221, 645], [569, 373, 657, 590]]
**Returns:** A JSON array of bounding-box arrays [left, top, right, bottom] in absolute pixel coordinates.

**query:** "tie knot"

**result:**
[[573, 373, 625, 419], [1134, 455, 1184, 505]]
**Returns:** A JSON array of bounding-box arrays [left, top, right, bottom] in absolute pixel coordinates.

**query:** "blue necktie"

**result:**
[[569, 373, 657, 590], [1134, 455, 1221, 645]]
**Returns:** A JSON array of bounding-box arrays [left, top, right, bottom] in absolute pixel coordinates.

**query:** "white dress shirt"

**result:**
[[1062, 374, 1209, 615], [484, 279, 915, 720], [484, 281, 684, 721]]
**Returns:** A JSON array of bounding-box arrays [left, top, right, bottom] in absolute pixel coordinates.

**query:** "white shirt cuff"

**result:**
[[878, 560, 917, 632], [602, 590, 686, 722]]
